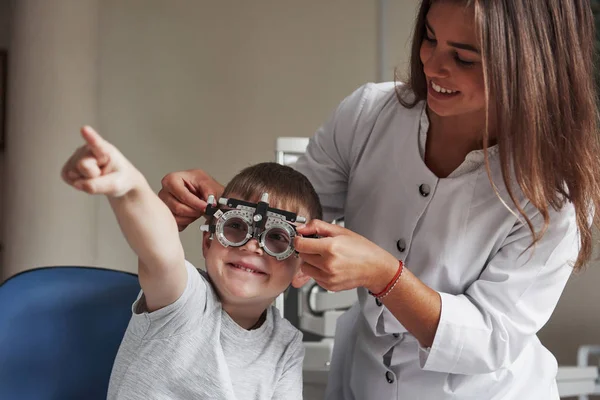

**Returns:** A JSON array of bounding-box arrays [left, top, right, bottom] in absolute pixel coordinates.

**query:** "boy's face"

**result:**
[[202, 195, 311, 307]]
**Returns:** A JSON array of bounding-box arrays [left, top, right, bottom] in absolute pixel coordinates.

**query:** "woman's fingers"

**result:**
[[294, 236, 332, 255], [300, 262, 346, 292], [300, 261, 327, 283], [171, 184, 208, 213], [296, 219, 345, 238], [157, 190, 204, 231], [160, 173, 209, 212], [295, 228, 397, 292], [175, 216, 199, 231], [159, 190, 198, 217]]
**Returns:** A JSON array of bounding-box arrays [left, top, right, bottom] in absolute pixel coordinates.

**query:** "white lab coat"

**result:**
[[293, 83, 576, 399]]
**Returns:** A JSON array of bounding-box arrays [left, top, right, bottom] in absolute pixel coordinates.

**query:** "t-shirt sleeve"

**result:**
[[272, 330, 305, 400], [126, 260, 211, 339]]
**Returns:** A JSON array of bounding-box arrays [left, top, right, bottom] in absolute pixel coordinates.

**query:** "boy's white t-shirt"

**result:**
[[107, 261, 304, 400]]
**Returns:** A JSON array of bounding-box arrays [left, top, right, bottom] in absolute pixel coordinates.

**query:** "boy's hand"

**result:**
[[61, 126, 144, 197]]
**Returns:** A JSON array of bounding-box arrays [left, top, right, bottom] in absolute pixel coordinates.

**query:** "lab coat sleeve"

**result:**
[[419, 201, 578, 374], [292, 83, 376, 222]]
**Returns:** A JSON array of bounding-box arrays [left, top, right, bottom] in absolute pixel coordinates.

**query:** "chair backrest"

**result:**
[[0, 267, 140, 400]]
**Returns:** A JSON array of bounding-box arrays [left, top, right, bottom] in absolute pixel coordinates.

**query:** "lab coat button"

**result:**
[[386, 371, 395, 384], [375, 298, 382, 307], [419, 184, 431, 197], [393, 333, 400, 338], [396, 239, 406, 252]]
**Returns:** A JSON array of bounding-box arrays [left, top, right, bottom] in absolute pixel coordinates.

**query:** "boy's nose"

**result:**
[[240, 237, 264, 255]]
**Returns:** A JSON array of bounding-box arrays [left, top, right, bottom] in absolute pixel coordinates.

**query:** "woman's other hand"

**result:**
[[295, 220, 398, 293], [158, 169, 224, 231]]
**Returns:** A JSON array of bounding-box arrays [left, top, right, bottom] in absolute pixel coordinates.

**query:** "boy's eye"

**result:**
[[268, 233, 288, 243], [223, 219, 248, 233]]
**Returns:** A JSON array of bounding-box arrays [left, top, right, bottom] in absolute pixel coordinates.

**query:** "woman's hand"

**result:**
[[158, 169, 224, 231], [297, 219, 442, 347], [294, 220, 399, 292]]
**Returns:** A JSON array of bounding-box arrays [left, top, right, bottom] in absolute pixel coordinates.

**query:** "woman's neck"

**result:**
[[424, 108, 494, 178], [427, 108, 492, 151]]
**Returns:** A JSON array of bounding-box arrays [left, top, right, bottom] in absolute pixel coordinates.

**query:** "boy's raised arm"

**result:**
[[61, 126, 187, 311]]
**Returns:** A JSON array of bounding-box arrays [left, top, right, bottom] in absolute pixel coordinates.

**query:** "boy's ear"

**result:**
[[291, 262, 312, 288], [202, 231, 213, 255]]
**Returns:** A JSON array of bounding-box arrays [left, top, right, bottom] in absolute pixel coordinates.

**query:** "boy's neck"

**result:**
[[221, 300, 272, 330]]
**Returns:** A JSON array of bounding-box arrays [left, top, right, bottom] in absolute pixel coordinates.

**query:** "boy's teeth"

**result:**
[[234, 264, 258, 273]]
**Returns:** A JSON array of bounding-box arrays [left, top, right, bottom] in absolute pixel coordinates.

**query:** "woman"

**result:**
[[158, 0, 600, 398]]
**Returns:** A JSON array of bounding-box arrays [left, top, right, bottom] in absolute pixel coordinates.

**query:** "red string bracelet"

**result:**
[[369, 260, 404, 299]]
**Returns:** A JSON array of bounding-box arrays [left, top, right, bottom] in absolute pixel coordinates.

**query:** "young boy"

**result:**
[[61, 126, 322, 400]]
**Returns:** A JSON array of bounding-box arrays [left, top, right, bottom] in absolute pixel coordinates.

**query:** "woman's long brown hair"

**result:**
[[399, 0, 600, 271]]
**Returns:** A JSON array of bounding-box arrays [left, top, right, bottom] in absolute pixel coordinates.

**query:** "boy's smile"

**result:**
[[227, 259, 268, 275]]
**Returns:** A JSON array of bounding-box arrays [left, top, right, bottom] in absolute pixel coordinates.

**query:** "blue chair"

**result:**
[[0, 267, 140, 400]]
